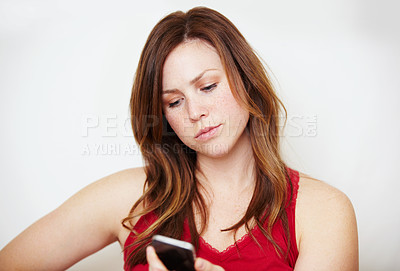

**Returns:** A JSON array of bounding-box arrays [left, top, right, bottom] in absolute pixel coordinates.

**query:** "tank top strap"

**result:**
[[285, 167, 300, 264], [286, 167, 300, 210]]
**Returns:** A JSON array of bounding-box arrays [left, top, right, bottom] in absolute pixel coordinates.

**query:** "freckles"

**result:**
[[168, 119, 182, 133], [165, 114, 193, 137], [217, 92, 249, 136], [164, 114, 177, 130], [219, 94, 244, 116]]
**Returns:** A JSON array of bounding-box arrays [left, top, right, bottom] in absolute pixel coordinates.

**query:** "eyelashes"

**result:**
[[201, 83, 217, 92], [168, 83, 217, 108], [168, 100, 180, 108]]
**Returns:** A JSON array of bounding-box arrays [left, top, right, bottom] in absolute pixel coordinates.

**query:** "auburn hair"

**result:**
[[122, 6, 293, 268]]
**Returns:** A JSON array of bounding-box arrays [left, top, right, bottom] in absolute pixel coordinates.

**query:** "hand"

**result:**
[[146, 246, 225, 271], [194, 258, 225, 271], [146, 246, 168, 271]]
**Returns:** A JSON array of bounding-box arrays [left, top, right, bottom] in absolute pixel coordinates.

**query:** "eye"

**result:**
[[201, 83, 217, 92], [168, 99, 182, 108]]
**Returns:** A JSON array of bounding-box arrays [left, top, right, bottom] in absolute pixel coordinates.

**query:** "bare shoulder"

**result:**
[[68, 167, 147, 219], [89, 167, 147, 231], [294, 173, 358, 271], [90, 167, 147, 202], [296, 172, 357, 236], [94, 166, 146, 188], [296, 172, 353, 209]]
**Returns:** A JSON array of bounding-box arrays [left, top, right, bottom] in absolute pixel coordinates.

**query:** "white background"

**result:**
[[1, 0, 399, 270]]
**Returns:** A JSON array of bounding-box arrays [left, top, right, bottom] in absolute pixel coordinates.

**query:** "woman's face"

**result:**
[[161, 39, 249, 157]]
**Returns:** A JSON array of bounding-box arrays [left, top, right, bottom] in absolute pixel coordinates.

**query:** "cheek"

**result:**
[[217, 92, 248, 122], [164, 114, 192, 137], [165, 115, 180, 132], [213, 82, 246, 115], [217, 96, 249, 137]]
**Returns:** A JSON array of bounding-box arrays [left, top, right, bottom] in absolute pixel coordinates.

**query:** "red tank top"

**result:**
[[124, 168, 299, 271]]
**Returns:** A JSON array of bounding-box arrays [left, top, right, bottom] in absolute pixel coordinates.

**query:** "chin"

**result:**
[[191, 142, 231, 158]]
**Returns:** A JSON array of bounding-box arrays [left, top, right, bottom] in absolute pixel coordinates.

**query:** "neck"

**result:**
[[195, 129, 256, 192]]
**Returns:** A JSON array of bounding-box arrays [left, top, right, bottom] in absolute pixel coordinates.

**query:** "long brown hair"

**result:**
[[123, 6, 293, 268]]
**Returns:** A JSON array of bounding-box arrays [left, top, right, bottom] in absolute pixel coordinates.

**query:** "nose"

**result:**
[[186, 98, 208, 122]]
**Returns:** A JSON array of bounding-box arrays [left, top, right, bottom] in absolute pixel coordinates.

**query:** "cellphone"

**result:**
[[151, 235, 196, 271]]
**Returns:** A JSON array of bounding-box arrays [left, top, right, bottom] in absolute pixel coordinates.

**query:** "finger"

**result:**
[[195, 258, 225, 271], [146, 246, 167, 271]]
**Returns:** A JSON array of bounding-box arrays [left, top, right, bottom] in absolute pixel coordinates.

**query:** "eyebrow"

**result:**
[[162, 68, 218, 94]]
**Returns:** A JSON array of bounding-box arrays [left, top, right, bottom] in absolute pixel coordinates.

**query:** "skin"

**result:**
[[161, 39, 250, 159], [0, 39, 358, 270], [161, 40, 257, 254]]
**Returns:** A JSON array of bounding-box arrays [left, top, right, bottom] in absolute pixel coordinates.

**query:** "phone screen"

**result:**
[[151, 235, 196, 271]]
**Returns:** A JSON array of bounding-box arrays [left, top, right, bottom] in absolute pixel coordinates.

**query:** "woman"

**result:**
[[0, 7, 358, 271]]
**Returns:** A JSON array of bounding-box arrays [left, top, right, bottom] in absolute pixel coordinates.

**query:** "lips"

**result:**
[[195, 124, 222, 140]]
